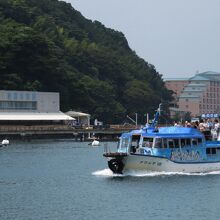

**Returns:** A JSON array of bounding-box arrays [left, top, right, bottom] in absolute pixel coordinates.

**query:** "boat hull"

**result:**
[[120, 154, 220, 173]]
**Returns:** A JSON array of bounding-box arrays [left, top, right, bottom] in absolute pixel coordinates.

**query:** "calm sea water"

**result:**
[[0, 140, 220, 220]]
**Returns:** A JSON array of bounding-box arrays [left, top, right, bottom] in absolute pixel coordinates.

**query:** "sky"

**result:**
[[64, 0, 220, 78]]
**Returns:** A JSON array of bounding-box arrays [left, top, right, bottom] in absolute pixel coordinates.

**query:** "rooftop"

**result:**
[[0, 112, 74, 121], [164, 78, 189, 81]]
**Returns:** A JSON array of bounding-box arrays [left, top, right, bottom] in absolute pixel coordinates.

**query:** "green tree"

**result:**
[[0, 0, 173, 123]]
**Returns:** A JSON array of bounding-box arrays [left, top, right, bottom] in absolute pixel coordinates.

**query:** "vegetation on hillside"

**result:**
[[0, 0, 173, 123]]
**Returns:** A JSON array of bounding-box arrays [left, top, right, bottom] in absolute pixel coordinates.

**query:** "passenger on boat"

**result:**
[[174, 121, 182, 127], [199, 119, 205, 131], [185, 121, 191, 128], [193, 121, 199, 129], [212, 119, 220, 140], [199, 119, 212, 140], [142, 137, 153, 148]]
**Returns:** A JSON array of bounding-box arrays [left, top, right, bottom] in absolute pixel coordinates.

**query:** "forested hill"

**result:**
[[0, 0, 173, 123]]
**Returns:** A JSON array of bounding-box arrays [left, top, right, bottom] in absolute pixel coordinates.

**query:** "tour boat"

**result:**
[[103, 105, 220, 174]]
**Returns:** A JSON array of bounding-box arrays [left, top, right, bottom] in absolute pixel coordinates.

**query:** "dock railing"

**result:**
[[0, 125, 72, 132]]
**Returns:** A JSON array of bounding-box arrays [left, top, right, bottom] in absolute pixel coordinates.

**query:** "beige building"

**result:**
[[165, 71, 220, 117], [164, 78, 189, 108]]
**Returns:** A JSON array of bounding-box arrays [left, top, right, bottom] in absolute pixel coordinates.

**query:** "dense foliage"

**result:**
[[0, 0, 173, 123]]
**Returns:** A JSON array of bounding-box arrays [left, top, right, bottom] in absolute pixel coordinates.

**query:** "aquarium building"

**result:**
[[0, 90, 74, 124]]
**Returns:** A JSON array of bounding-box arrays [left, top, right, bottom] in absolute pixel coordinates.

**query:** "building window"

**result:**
[[13, 92, 17, 100], [7, 93, 11, 100], [32, 93, 36, 101], [26, 93, 30, 100], [0, 101, 37, 110]]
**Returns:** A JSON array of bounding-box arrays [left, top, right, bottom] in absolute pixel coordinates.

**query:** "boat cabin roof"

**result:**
[[121, 126, 203, 139]]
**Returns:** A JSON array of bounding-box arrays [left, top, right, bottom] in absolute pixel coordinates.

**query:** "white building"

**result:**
[[0, 90, 73, 122]]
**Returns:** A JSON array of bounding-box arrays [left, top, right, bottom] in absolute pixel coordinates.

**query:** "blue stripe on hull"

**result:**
[[130, 153, 220, 164]]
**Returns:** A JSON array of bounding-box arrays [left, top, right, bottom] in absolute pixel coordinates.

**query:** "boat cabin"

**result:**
[[118, 127, 205, 154]]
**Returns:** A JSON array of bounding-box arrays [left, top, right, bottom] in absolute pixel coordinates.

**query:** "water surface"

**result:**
[[0, 140, 220, 220]]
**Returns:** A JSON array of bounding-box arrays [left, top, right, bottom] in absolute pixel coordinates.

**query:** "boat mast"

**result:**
[[150, 103, 162, 128]]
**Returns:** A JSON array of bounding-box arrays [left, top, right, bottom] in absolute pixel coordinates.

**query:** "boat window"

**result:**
[[121, 137, 129, 148], [131, 135, 140, 147], [154, 138, 162, 148], [180, 139, 186, 147], [206, 148, 217, 155], [174, 139, 179, 148], [198, 138, 202, 143], [117, 141, 120, 149], [131, 135, 141, 153], [143, 137, 154, 148], [163, 138, 167, 148], [192, 138, 198, 146], [168, 139, 174, 148], [212, 148, 217, 154], [186, 139, 191, 147]]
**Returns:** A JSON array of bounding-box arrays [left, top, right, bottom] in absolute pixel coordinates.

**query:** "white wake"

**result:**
[[92, 168, 220, 177], [92, 169, 121, 177]]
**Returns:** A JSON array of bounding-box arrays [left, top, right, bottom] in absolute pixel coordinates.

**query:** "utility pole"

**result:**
[[135, 113, 137, 126], [146, 113, 149, 124]]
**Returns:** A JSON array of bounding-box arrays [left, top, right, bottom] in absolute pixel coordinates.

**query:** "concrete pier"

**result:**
[[0, 125, 137, 141]]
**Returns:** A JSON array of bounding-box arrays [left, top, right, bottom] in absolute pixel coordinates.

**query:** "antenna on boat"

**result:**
[[150, 103, 162, 128]]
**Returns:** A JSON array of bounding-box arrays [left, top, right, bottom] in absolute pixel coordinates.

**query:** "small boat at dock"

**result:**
[[88, 138, 100, 146], [91, 139, 100, 146], [0, 139, 9, 148], [103, 104, 220, 174]]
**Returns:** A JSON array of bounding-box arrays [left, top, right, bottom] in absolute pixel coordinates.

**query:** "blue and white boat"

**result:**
[[103, 105, 220, 174]]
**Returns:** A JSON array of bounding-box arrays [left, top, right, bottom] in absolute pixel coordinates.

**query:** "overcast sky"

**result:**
[[64, 0, 220, 78]]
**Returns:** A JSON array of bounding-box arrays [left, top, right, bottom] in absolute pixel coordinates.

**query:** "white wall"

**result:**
[[0, 90, 60, 113], [37, 92, 59, 112]]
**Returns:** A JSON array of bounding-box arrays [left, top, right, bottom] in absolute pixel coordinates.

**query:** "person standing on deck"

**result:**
[[213, 119, 220, 140]]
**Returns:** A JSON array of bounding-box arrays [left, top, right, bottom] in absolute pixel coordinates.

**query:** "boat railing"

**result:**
[[103, 142, 128, 157], [103, 143, 109, 154]]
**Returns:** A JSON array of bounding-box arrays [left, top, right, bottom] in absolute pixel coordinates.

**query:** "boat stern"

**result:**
[[103, 152, 127, 174]]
